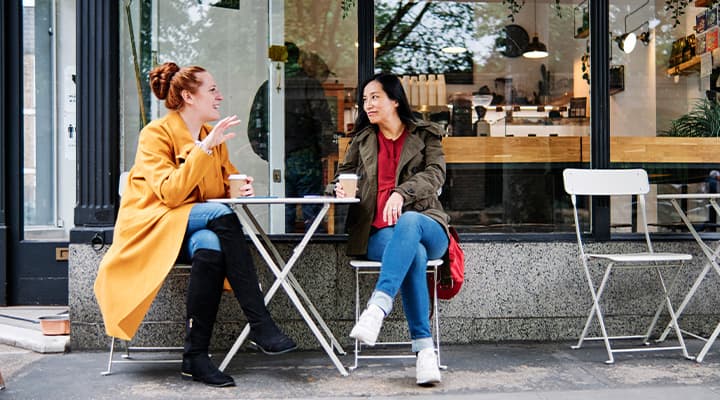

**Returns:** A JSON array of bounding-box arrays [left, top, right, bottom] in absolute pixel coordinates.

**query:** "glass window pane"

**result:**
[[23, 0, 56, 231], [120, 1, 275, 227], [373, 1, 589, 233], [274, 0, 358, 233], [609, 1, 720, 234], [120, 0, 358, 234]]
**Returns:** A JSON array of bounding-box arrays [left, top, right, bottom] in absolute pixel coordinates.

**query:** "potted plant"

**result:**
[[664, 98, 720, 137], [665, 0, 720, 28]]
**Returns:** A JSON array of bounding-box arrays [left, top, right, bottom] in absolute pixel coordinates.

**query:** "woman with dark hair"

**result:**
[[94, 62, 296, 388], [334, 73, 450, 385]]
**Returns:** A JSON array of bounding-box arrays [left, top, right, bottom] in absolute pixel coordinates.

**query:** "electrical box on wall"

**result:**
[[609, 65, 625, 95]]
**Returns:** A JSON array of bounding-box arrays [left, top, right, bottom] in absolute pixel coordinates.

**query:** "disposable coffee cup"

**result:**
[[338, 174, 358, 198], [228, 174, 248, 198]]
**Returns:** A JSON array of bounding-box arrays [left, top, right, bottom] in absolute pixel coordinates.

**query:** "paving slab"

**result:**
[[0, 341, 719, 399]]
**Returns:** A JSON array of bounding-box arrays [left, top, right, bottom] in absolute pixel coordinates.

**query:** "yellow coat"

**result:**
[[94, 111, 239, 340]]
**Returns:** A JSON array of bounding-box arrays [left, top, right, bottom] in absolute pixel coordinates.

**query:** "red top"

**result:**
[[372, 130, 408, 229]]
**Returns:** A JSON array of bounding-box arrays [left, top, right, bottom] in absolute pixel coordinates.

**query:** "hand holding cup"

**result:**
[[229, 174, 254, 198], [336, 174, 358, 198]]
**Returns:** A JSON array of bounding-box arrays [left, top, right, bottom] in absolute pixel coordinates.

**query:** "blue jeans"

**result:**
[[365, 211, 448, 352], [182, 202, 234, 259]]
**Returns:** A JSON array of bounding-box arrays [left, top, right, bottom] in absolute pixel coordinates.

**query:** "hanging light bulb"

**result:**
[[523, 0, 548, 59]]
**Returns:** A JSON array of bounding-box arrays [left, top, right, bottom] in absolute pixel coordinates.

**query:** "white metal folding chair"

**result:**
[[348, 259, 446, 371], [563, 168, 693, 363]]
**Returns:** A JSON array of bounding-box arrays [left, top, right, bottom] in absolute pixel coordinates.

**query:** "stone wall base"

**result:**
[[70, 241, 720, 351]]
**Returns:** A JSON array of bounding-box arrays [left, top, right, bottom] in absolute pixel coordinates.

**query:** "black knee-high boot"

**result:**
[[181, 249, 235, 387], [206, 213, 297, 355]]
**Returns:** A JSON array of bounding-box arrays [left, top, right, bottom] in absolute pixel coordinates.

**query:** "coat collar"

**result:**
[[163, 111, 212, 163], [354, 119, 430, 180], [164, 110, 212, 142], [353, 118, 438, 141]]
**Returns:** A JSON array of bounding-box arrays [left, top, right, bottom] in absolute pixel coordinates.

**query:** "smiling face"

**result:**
[[183, 71, 223, 122], [363, 80, 399, 126]]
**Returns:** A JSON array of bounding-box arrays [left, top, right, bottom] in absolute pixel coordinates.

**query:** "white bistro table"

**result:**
[[656, 193, 720, 362], [208, 196, 358, 376]]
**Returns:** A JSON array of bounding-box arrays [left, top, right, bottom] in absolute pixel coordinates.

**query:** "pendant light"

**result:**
[[523, 0, 549, 59]]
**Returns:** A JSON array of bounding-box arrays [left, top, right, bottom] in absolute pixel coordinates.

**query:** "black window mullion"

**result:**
[[589, 0, 610, 240], [357, 1, 374, 104]]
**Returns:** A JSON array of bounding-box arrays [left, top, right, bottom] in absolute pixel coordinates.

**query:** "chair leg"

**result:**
[[432, 266, 446, 370], [101, 337, 116, 376], [646, 264, 686, 343], [572, 262, 614, 363], [0, 369, 5, 390], [655, 267, 693, 360], [350, 267, 361, 371], [593, 265, 615, 364]]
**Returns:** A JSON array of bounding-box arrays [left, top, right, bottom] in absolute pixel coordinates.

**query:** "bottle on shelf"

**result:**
[[428, 74, 437, 106], [419, 74, 428, 106], [401, 76, 410, 99], [437, 74, 447, 106], [410, 76, 419, 107]]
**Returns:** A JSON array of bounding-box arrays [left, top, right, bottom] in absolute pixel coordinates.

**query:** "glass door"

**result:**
[[9, 0, 75, 305], [121, 0, 282, 230]]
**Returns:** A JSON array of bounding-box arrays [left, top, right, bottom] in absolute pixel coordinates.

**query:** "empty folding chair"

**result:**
[[348, 259, 445, 371], [563, 168, 693, 363]]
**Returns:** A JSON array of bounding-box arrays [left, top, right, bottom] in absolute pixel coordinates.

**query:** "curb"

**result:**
[[0, 324, 69, 354]]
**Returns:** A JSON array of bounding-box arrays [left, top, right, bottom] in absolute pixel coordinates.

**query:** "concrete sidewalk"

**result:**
[[2, 306, 720, 399], [1, 338, 720, 399]]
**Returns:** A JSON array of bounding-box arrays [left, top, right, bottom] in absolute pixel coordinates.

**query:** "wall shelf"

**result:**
[[667, 56, 701, 76]]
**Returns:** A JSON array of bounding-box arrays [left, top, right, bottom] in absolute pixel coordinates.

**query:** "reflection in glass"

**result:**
[[374, 1, 587, 233]]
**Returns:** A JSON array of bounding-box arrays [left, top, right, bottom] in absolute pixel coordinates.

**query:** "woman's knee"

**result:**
[[396, 211, 423, 227], [192, 202, 233, 219], [394, 212, 425, 238], [411, 245, 429, 272], [188, 229, 222, 254]]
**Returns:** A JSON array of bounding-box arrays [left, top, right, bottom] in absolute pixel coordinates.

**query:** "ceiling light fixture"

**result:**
[[354, 42, 382, 49], [523, 0, 548, 59], [616, 32, 637, 54], [616, 0, 652, 54], [441, 46, 468, 54]]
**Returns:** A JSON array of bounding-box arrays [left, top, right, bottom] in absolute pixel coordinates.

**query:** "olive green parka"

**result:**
[[335, 119, 450, 256]]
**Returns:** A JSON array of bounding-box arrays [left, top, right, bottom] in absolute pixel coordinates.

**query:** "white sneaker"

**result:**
[[416, 348, 441, 386], [349, 304, 384, 346]]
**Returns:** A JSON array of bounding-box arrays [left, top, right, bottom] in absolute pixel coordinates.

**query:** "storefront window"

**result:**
[[608, 1, 720, 234], [371, 1, 589, 233], [120, 0, 358, 234]]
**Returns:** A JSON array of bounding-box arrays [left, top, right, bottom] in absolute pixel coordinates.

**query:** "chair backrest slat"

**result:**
[[563, 169, 649, 196], [563, 168, 655, 254], [118, 172, 129, 197]]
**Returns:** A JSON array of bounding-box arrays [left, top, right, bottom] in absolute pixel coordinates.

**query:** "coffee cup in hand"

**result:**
[[228, 174, 248, 198], [338, 174, 358, 198]]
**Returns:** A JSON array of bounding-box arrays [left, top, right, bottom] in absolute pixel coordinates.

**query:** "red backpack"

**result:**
[[430, 226, 465, 300]]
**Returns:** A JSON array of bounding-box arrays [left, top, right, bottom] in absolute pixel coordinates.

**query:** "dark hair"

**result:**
[[149, 62, 206, 110], [352, 72, 417, 134]]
